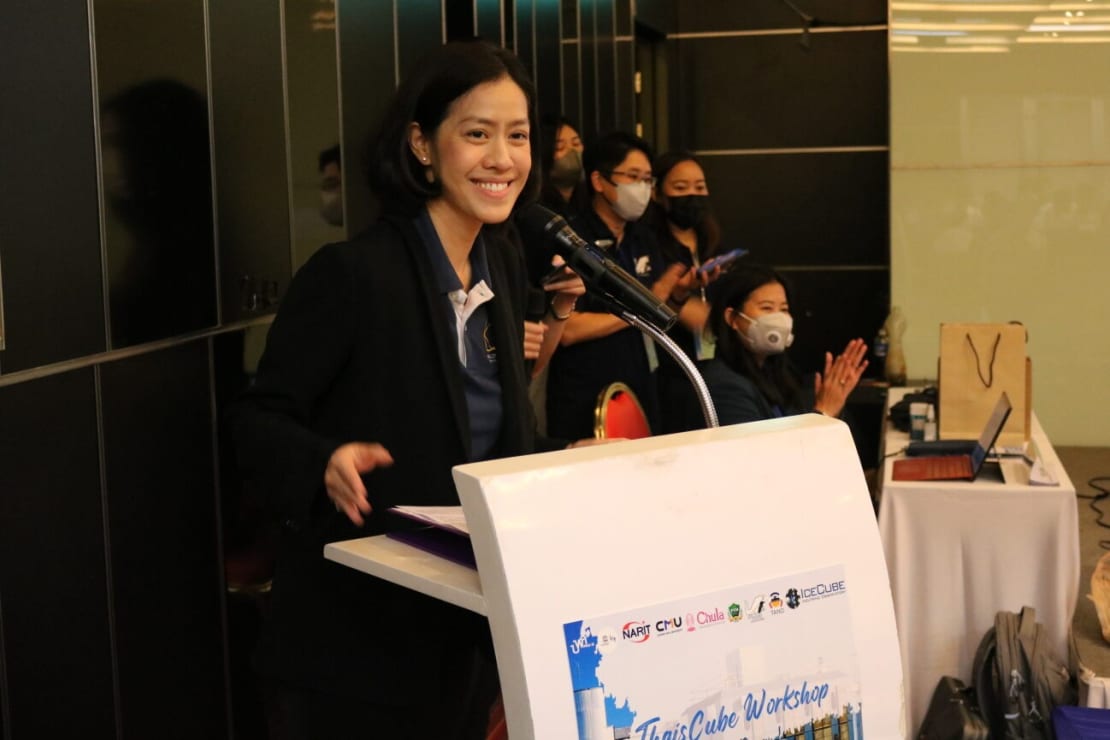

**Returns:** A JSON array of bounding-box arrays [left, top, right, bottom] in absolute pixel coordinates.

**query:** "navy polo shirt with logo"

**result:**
[[415, 209, 502, 461], [545, 208, 664, 440]]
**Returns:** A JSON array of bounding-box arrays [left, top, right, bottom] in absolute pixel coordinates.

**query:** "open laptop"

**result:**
[[892, 391, 1013, 482]]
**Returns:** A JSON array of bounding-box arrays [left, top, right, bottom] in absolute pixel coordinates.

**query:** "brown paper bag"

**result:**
[[938, 322, 1030, 447]]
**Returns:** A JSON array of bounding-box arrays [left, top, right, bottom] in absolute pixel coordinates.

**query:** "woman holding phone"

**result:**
[[648, 150, 732, 432], [231, 40, 585, 739]]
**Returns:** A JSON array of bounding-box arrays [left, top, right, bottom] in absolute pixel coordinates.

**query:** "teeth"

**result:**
[[477, 181, 509, 192]]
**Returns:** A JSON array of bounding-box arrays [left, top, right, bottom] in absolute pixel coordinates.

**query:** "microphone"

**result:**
[[520, 204, 677, 331]]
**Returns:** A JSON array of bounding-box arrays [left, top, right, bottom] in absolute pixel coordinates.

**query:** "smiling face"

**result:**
[[409, 75, 531, 239]]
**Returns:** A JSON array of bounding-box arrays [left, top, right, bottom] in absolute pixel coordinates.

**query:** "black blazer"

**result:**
[[231, 213, 550, 701]]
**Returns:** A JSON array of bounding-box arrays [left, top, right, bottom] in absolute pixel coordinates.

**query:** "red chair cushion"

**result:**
[[604, 390, 651, 439]]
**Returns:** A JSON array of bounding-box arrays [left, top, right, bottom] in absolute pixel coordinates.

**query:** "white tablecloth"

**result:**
[[878, 388, 1079, 737]]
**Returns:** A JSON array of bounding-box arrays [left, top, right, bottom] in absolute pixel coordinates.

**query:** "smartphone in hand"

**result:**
[[697, 247, 748, 277], [540, 263, 572, 285]]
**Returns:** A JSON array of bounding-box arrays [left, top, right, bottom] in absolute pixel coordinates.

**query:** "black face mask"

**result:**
[[665, 194, 709, 230]]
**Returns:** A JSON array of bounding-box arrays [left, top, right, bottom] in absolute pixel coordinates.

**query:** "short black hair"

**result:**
[[367, 40, 541, 216], [583, 130, 654, 182]]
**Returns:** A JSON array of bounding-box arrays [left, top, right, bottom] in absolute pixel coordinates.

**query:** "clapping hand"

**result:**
[[813, 338, 869, 418]]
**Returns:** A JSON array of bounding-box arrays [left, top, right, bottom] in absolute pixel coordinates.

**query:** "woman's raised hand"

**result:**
[[813, 338, 869, 418]]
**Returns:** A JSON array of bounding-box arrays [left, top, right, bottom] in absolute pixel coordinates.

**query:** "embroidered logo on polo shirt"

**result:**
[[635, 255, 651, 276], [483, 325, 496, 362]]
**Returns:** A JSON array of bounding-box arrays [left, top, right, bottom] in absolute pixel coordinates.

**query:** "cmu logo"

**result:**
[[622, 620, 651, 643]]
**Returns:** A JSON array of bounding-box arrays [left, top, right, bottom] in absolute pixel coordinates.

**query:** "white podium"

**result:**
[[329, 415, 906, 739]]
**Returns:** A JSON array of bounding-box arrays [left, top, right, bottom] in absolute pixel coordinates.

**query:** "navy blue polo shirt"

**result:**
[[545, 208, 665, 440], [414, 209, 502, 461]]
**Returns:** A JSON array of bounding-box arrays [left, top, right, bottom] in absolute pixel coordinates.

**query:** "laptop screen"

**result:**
[[970, 391, 1014, 472]]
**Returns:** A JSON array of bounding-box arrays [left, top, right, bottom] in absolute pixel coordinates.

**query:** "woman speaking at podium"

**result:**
[[231, 40, 581, 739]]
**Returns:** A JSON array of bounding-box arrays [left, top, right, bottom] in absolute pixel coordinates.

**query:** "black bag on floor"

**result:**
[[972, 606, 1077, 740], [917, 675, 989, 739]]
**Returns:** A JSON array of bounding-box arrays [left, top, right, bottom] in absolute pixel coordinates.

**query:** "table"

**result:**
[[878, 387, 1079, 736]]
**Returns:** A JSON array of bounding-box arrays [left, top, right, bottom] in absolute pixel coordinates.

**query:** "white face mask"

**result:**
[[608, 180, 652, 221], [738, 311, 794, 354]]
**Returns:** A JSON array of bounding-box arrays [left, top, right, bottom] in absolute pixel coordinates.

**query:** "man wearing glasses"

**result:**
[[545, 131, 696, 440]]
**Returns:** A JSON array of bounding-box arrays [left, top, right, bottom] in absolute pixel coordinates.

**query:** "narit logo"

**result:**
[[622, 620, 651, 643], [728, 603, 743, 622], [769, 592, 784, 611]]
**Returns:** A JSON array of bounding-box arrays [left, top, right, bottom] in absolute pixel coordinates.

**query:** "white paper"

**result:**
[[389, 505, 470, 535]]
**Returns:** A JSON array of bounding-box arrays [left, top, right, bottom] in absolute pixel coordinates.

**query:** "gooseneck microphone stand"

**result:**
[[617, 308, 719, 430]]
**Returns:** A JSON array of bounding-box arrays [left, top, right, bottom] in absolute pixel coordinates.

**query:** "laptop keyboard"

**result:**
[[924, 455, 973, 479]]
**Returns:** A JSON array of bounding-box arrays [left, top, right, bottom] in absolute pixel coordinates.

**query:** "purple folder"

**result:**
[[386, 526, 477, 570]]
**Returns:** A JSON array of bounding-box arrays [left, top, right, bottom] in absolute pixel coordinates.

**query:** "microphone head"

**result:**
[[519, 203, 567, 237]]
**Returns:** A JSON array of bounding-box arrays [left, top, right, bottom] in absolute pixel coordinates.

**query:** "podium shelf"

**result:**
[[324, 535, 486, 615]]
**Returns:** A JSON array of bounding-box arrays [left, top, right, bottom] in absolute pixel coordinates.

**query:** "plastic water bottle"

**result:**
[[872, 327, 889, 380], [883, 306, 907, 386]]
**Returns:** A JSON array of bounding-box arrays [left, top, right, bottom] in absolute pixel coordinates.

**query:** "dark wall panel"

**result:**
[[675, 0, 887, 33], [615, 40, 635, 135], [285, 0, 345, 272], [674, 30, 888, 150], [477, 0, 505, 44], [534, 0, 563, 121], [515, 0, 536, 87], [780, 268, 890, 375], [635, 0, 673, 35], [338, 0, 397, 235], [616, 0, 632, 35], [579, 0, 600, 138], [209, 1, 293, 322], [700, 151, 889, 267], [0, 369, 115, 738], [397, 0, 444, 80], [593, 0, 616, 133], [99, 341, 227, 740], [561, 42, 584, 137], [93, 0, 218, 348], [0, 2, 106, 373]]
